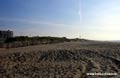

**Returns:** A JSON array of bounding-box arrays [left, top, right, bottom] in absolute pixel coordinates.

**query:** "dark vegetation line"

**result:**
[[5, 36, 69, 43], [0, 36, 87, 48]]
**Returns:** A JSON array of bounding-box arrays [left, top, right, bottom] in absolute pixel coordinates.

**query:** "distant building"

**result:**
[[0, 30, 13, 43]]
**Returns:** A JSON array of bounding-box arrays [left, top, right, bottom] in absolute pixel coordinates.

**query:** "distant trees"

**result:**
[[0, 36, 87, 48], [2, 36, 70, 48], [5, 36, 29, 43]]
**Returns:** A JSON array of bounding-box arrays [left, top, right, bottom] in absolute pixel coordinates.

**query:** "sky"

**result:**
[[0, 0, 120, 40]]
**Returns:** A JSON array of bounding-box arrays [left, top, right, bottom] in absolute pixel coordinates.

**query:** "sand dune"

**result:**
[[0, 41, 120, 78]]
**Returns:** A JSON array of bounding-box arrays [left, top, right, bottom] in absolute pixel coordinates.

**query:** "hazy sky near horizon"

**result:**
[[0, 0, 120, 40]]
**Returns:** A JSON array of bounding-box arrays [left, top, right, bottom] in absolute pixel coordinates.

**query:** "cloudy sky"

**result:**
[[0, 0, 120, 40]]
